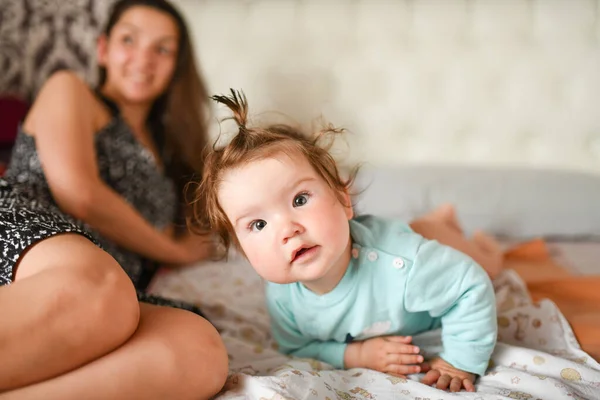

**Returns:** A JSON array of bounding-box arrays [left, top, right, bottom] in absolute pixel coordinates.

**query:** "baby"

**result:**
[[192, 90, 498, 392]]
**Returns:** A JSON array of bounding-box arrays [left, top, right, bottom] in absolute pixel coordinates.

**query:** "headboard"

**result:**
[[175, 0, 600, 174], [1, 0, 598, 174]]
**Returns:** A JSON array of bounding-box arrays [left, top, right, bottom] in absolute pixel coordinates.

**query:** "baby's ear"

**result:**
[[341, 190, 354, 220]]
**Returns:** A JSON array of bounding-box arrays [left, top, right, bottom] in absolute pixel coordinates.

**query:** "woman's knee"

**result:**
[[63, 253, 140, 345], [18, 234, 140, 345], [185, 315, 229, 393], [140, 305, 229, 399]]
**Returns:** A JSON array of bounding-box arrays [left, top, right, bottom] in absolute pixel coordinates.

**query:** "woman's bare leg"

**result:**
[[0, 234, 140, 390], [1, 303, 229, 400], [410, 204, 504, 279]]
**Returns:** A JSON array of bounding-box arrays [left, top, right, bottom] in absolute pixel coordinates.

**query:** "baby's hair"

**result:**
[[188, 89, 358, 252]]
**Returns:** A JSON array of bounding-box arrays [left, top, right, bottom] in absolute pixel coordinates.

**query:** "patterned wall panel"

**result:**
[[0, 0, 116, 100]]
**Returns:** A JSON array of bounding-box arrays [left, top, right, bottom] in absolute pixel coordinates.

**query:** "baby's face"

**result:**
[[218, 151, 353, 291]]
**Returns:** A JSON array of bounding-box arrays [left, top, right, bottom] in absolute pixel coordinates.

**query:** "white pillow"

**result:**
[[352, 166, 600, 239]]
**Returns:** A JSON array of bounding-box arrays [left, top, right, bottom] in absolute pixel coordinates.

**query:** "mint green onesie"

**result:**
[[266, 215, 497, 376]]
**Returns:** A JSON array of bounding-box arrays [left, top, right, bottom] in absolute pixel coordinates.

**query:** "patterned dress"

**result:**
[[0, 94, 204, 316]]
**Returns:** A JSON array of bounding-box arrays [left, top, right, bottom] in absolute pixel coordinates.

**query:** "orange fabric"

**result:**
[[504, 238, 550, 261], [528, 277, 600, 362], [504, 240, 570, 283], [502, 239, 600, 361]]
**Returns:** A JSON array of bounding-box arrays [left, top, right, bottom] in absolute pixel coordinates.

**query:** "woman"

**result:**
[[0, 1, 228, 398]]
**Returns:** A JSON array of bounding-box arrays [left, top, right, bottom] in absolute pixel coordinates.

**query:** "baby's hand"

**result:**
[[345, 336, 429, 377], [421, 357, 476, 392]]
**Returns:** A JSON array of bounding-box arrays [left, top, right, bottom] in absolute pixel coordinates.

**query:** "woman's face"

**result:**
[[98, 6, 180, 105]]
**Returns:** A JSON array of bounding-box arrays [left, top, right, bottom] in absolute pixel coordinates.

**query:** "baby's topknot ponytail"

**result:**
[[210, 89, 249, 134]]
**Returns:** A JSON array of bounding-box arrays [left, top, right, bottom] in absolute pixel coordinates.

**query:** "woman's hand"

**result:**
[[344, 336, 429, 377], [170, 232, 217, 266], [420, 357, 476, 392]]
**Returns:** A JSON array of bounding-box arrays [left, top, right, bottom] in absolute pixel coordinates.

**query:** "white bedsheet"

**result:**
[[150, 254, 600, 399]]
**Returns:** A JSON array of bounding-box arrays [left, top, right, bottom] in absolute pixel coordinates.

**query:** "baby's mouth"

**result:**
[[292, 246, 316, 262]]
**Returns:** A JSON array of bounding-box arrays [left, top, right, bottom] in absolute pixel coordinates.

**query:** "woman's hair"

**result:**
[[98, 0, 209, 219], [189, 89, 358, 252]]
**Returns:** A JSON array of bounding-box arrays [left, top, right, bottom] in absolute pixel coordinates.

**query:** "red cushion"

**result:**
[[0, 96, 29, 146]]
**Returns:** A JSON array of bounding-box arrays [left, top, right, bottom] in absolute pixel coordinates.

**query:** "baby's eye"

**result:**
[[249, 220, 267, 232], [293, 193, 309, 207], [121, 35, 134, 45]]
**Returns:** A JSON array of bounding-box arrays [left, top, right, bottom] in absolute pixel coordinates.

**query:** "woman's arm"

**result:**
[[27, 71, 202, 264]]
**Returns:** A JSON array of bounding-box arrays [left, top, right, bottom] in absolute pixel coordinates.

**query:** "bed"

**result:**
[[148, 239, 600, 399], [148, 165, 600, 399]]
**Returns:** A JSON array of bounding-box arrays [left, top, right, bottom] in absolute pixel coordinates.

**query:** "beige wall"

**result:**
[[174, 0, 600, 174]]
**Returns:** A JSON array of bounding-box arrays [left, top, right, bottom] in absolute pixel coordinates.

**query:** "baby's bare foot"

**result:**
[[427, 203, 463, 234], [473, 230, 503, 279], [473, 230, 501, 252]]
